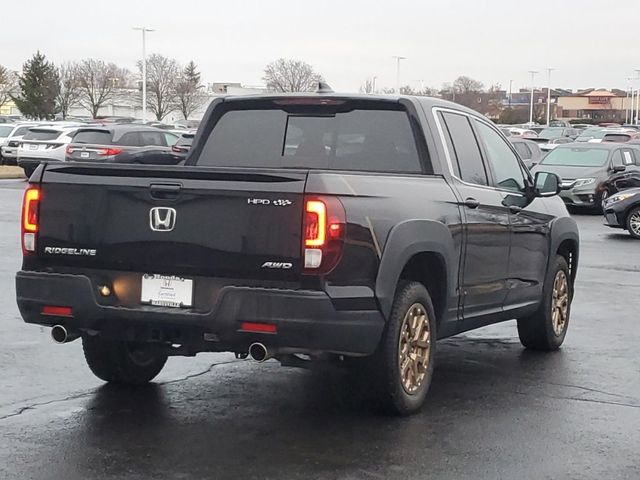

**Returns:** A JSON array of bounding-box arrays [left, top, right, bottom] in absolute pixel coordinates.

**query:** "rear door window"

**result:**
[[440, 112, 488, 186], [196, 107, 423, 173], [73, 130, 113, 145]]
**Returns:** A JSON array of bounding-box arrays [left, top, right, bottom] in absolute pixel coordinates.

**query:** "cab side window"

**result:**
[[441, 112, 488, 186], [474, 120, 526, 192]]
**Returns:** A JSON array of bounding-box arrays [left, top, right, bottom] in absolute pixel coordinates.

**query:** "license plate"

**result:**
[[29, 144, 38, 150], [80, 151, 90, 158], [141, 274, 193, 308]]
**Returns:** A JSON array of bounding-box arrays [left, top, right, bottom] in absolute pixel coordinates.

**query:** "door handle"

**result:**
[[464, 198, 480, 209], [509, 205, 523, 214]]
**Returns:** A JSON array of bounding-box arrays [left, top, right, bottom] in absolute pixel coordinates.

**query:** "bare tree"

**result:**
[[0, 65, 18, 108], [174, 60, 206, 120], [56, 62, 82, 119], [453, 76, 484, 94], [360, 79, 374, 94], [140, 54, 179, 121], [263, 58, 323, 93], [76, 59, 128, 118]]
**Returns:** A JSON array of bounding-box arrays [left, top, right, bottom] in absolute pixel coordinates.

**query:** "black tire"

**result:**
[[517, 255, 572, 350], [626, 206, 640, 239], [353, 281, 437, 415], [600, 188, 610, 210], [22, 166, 36, 178], [82, 335, 168, 385]]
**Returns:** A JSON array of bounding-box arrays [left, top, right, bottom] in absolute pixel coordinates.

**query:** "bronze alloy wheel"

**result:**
[[629, 211, 640, 236], [551, 270, 569, 336], [398, 303, 432, 395]]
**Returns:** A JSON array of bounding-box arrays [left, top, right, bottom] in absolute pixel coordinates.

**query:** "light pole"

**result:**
[[372, 76, 377, 94], [508, 79, 513, 107], [392, 56, 406, 94], [546, 68, 555, 126], [133, 26, 155, 123], [635, 69, 640, 125], [528, 70, 538, 125], [629, 77, 636, 125]]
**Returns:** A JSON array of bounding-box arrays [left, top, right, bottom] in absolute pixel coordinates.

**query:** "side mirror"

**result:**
[[534, 171, 561, 197], [612, 165, 626, 173]]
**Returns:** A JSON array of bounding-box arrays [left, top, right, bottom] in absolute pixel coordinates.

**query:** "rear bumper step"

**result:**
[[16, 271, 385, 356]]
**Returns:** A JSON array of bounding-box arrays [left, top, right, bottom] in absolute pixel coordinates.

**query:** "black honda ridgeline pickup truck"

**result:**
[[16, 92, 579, 415]]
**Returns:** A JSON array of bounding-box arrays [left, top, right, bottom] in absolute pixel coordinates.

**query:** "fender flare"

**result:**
[[375, 220, 458, 321], [548, 216, 580, 282]]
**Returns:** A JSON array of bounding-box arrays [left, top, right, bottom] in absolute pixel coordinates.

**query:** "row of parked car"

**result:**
[[500, 123, 640, 238], [0, 119, 196, 176]]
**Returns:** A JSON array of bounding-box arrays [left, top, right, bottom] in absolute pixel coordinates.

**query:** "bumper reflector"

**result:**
[[42, 306, 73, 317], [240, 322, 277, 334]]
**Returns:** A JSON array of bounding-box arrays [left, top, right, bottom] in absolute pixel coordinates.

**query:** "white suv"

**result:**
[[0, 123, 43, 165], [17, 124, 83, 176]]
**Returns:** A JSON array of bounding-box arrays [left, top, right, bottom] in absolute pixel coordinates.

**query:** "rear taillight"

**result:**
[[66, 145, 75, 155], [21, 187, 40, 253], [172, 145, 188, 153], [302, 196, 345, 274], [97, 147, 123, 156]]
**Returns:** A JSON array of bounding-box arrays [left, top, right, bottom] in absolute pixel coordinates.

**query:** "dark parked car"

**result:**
[[66, 125, 179, 163], [532, 143, 640, 210], [509, 138, 543, 169], [599, 147, 640, 202], [17, 93, 578, 415], [602, 188, 640, 238]]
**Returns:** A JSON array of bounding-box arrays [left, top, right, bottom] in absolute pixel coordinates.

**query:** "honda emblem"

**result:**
[[149, 207, 177, 232]]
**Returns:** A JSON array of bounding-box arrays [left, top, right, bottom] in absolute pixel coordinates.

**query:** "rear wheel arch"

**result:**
[[375, 220, 457, 322], [549, 217, 580, 288]]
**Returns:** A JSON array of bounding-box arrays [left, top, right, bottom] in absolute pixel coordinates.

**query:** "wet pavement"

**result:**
[[1, 179, 638, 479]]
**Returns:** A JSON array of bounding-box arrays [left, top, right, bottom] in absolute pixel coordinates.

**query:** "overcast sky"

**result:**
[[3, 0, 639, 93]]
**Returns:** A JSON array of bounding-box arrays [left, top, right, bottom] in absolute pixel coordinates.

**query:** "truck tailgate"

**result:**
[[36, 163, 307, 281]]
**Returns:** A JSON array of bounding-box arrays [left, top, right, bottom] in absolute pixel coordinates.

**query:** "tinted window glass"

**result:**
[[138, 131, 167, 147], [22, 129, 62, 141], [438, 113, 462, 177], [197, 108, 423, 173], [73, 130, 112, 144], [475, 120, 525, 191], [118, 132, 140, 147], [441, 112, 487, 185], [13, 126, 32, 137], [513, 142, 532, 159]]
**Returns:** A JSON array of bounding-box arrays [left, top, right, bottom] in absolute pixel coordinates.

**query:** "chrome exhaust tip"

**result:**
[[248, 343, 270, 362], [51, 325, 79, 344]]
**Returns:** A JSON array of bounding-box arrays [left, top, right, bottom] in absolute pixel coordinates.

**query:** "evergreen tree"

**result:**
[[183, 61, 201, 86], [12, 52, 60, 119]]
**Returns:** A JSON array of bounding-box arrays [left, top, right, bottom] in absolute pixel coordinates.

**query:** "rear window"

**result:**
[[22, 129, 62, 141], [72, 130, 113, 144], [196, 107, 423, 173], [13, 126, 32, 137]]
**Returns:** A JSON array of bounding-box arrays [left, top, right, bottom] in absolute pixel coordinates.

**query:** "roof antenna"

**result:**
[[316, 81, 334, 94]]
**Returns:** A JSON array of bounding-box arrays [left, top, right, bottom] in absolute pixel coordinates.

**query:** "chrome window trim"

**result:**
[[431, 106, 529, 197]]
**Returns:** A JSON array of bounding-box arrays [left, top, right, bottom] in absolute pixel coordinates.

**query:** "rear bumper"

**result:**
[[16, 271, 385, 356]]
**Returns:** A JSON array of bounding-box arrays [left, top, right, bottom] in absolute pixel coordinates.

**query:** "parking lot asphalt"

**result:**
[[0, 179, 638, 480]]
